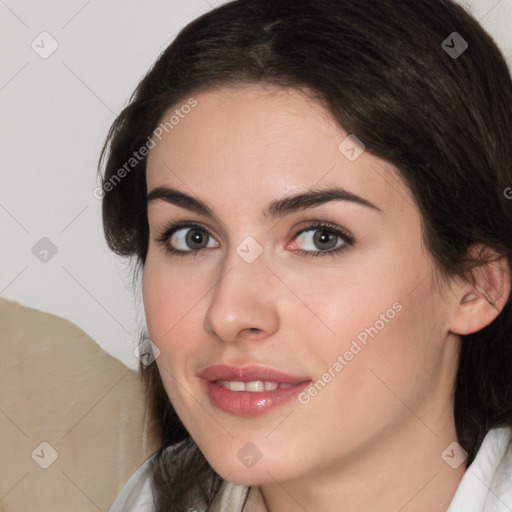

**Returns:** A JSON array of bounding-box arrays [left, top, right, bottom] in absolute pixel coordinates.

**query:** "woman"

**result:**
[[100, 0, 512, 510]]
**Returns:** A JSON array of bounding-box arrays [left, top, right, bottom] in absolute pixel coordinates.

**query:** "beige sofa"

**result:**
[[0, 298, 159, 511]]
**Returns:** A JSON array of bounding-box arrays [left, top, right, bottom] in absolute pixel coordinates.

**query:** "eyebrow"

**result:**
[[146, 185, 382, 222]]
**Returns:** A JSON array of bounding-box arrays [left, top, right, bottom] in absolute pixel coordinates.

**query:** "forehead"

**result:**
[[145, 85, 416, 218]]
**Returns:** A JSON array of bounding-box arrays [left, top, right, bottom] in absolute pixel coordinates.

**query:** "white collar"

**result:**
[[446, 426, 512, 511]]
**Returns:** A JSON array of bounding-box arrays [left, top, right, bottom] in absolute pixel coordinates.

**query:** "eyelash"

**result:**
[[154, 221, 355, 259]]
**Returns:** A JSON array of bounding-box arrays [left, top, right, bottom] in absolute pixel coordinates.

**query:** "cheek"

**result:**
[[142, 256, 216, 394], [295, 245, 441, 391], [314, 279, 443, 422], [282, 257, 408, 351], [142, 256, 201, 342], [142, 262, 196, 404]]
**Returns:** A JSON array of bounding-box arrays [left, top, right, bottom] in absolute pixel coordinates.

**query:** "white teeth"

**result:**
[[216, 380, 292, 392], [246, 381, 265, 392], [229, 381, 246, 392]]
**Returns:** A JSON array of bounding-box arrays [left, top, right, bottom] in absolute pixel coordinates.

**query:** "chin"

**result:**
[[204, 448, 298, 486], [215, 467, 278, 487]]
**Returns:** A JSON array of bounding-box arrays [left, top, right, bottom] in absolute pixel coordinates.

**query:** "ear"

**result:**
[[449, 249, 511, 336]]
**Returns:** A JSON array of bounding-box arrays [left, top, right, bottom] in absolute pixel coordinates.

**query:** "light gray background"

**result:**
[[1, 0, 511, 370]]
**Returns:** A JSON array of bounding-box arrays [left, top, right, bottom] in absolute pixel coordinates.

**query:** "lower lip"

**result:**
[[202, 379, 311, 417]]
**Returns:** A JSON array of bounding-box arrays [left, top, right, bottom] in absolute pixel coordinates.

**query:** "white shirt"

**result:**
[[110, 426, 512, 512]]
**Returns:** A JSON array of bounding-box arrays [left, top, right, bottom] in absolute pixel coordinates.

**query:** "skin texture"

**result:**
[[142, 85, 510, 512]]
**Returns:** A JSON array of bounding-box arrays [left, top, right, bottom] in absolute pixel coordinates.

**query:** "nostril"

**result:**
[[240, 327, 263, 337]]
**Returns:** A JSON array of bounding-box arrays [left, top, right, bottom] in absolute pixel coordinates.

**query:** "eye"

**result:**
[[154, 221, 354, 259], [155, 222, 218, 257], [292, 222, 354, 258]]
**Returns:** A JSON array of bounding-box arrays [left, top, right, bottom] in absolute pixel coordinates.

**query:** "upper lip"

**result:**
[[198, 364, 310, 384]]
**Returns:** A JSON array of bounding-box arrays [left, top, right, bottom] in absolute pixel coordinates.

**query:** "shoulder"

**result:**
[[109, 440, 190, 511], [109, 442, 251, 512], [109, 451, 157, 512], [447, 426, 512, 512]]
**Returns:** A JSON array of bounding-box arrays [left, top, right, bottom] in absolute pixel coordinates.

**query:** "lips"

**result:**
[[198, 364, 311, 417], [198, 364, 309, 384]]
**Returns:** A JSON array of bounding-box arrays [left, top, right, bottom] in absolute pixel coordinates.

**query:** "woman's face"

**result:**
[[143, 85, 461, 485]]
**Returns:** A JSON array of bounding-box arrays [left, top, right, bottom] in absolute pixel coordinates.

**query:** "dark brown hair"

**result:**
[[99, 0, 512, 509]]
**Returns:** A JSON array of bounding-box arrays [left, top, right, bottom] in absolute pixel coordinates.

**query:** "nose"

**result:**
[[203, 245, 280, 344]]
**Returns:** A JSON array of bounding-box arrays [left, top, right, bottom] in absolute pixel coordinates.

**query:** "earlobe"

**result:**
[[449, 254, 511, 336]]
